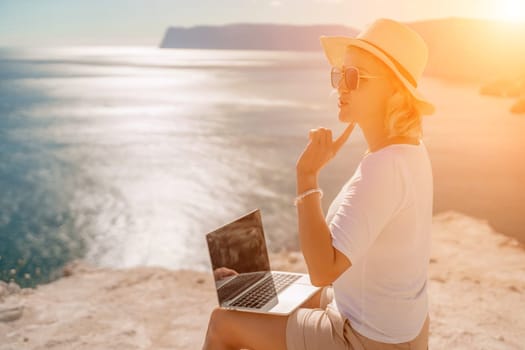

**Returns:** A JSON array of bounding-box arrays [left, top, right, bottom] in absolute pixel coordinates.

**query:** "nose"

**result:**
[[337, 78, 346, 91], [337, 80, 350, 94]]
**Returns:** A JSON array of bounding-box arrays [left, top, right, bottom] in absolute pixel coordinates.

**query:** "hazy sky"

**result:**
[[1, 0, 524, 46]]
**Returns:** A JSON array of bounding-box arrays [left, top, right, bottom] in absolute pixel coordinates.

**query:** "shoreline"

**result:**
[[1, 210, 524, 349]]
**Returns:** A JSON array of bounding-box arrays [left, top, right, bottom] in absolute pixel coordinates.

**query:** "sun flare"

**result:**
[[497, 0, 525, 22]]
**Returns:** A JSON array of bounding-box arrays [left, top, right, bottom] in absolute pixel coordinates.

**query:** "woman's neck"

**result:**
[[360, 122, 419, 153]]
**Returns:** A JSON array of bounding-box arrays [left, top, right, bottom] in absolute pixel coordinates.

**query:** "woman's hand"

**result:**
[[213, 267, 239, 281], [296, 121, 356, 177]]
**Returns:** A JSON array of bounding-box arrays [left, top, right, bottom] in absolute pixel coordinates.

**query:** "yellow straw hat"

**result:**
[[320, 18, 436, 115]]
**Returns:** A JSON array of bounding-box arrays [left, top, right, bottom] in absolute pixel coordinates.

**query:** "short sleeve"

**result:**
[[329, 154, 407, 265]]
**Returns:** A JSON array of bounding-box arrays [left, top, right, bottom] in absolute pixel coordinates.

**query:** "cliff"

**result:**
[[160, 19, 525, 84], [160, 23, 358, 51], [1, 211, 524, 349]]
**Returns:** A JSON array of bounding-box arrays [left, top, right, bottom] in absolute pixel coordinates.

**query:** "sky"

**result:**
[[1, 0, 524, 46]]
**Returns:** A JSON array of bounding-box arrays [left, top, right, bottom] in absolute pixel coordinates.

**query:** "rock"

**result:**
[[510, 97, 525, 114], [0, 304, 24, 322], [21, 288, 35, 296], [7, 282, 21, 295], [0, 281, 8, 299], [62, 264, 75, 277], [62, 259, 93, 277], [480, 79, 522, 97]]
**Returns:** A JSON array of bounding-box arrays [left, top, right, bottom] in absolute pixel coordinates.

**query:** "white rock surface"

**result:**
[[0, 211, 523, 349]]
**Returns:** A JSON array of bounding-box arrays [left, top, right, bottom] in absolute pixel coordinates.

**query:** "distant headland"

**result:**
[[160, 23, 358, 51], [160, 19, 525, 113]]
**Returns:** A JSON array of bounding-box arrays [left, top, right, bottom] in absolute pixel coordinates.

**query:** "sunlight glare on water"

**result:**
[[0, 46, 335, 285]]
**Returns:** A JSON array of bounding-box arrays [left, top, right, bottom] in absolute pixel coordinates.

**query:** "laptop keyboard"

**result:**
[[230, 273, 301, 309], [218, 272, 266, 303]]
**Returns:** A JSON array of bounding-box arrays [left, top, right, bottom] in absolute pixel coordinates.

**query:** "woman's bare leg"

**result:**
[[202, 290, 323, 349], [202, 307, 288, 350]]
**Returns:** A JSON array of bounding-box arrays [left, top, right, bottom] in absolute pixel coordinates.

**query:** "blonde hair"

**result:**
[[384, 80, 423, 139]]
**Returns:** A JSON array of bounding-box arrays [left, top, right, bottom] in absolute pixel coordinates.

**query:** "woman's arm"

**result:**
[[294, 122, 356, 286], [296, 172, 351, 286]]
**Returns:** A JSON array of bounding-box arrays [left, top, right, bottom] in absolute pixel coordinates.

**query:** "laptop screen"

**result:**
[[206, 209, 272, 303]]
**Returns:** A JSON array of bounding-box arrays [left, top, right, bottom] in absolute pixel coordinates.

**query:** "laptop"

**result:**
[[205, 208, 320, 315]]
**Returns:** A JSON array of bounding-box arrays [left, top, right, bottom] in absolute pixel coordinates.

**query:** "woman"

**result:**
[[203, 18, 435, 350]]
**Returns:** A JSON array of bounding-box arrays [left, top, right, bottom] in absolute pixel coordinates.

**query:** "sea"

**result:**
[[1, 46, 523, 288]]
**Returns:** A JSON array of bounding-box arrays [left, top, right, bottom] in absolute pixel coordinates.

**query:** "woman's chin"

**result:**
[[338, 110, 353, 123]]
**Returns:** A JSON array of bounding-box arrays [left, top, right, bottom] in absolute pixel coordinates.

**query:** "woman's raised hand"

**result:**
[[296, 121, 356, 177]]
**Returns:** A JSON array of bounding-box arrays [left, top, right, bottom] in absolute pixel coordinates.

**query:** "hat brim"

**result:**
[[320, 36, 436, 116]]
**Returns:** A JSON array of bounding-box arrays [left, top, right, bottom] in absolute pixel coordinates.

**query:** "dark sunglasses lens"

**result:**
[[345, 68, 358, 90]]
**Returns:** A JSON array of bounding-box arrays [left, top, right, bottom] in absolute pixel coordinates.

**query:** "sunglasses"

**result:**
[[330, 66, 382, 90]]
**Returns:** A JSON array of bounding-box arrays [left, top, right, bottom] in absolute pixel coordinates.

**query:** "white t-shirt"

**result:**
[[325, 141, 433, 343]]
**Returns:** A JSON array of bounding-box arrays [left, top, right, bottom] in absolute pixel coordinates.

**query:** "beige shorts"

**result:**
[[286, 286, 429, 350]]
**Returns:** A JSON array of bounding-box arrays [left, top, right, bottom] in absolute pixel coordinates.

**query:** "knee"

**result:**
[[205, 307, 229, 344]]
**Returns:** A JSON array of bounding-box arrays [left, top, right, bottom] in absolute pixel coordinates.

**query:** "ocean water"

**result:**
[[1, 46, 523, 288], [0, 46, 372, 287]]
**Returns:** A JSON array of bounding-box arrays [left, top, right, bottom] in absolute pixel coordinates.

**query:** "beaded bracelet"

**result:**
[[293, 188, 323, 206]]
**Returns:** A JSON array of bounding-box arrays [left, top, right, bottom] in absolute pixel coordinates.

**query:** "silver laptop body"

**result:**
[[205, 208, 320, 315]]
